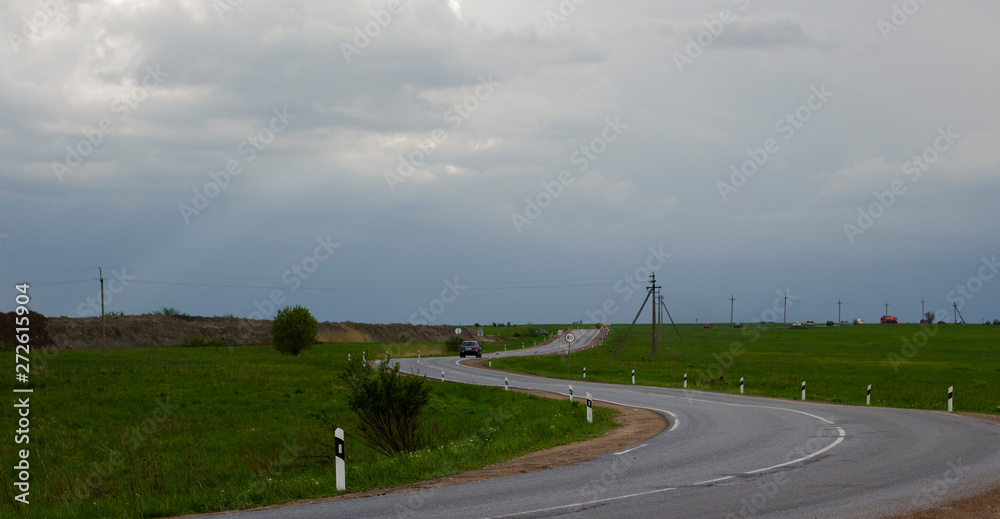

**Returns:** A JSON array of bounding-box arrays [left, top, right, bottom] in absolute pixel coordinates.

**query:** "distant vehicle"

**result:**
[[840, 320, 849, 326], [880, 316, 898, 324], [806, 320, 815, 327], [703, 324, 712, 329], [791, 322, 803, 328], [826, 321, 835, 327], [733, 323, 743, 329], [459, 341, 482, 358], [920, 319, 929, 324], [854, 318, 864, 325], [536, 329, 549, 335]]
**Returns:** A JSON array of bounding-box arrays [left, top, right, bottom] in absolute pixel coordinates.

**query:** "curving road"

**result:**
[[230, 330, 1000, 518]]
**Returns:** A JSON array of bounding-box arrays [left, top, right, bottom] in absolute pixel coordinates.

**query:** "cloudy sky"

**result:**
[[2, 0, 998, 326]]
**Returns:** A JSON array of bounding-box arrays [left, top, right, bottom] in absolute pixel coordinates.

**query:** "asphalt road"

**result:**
[[227, 329, 1000, 519]]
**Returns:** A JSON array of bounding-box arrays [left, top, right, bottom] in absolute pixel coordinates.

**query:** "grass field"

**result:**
[[495, 323, 1000, 414], [0, 342, 617, 519]]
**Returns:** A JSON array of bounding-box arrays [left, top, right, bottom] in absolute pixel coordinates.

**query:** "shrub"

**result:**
[[395, 332, 408, 343], [179, 334, 226, 348], [336, 354, 433, 455], [154, 307, 179, 316], [444, 335, 462, 354], [271, 305, 318, 356]]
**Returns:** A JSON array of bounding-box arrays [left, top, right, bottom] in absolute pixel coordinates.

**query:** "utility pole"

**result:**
[[783, 292, 787, 324], [100, 267, 106, 352], [884, 301, 889, 330], [649, 274, 660, 357], [838, 298, 842, 330], [730, 294, 735, 334], [921, 298, 925, 322]]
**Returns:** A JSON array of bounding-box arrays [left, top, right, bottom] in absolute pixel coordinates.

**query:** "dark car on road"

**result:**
[[459, 341, 482, 358]]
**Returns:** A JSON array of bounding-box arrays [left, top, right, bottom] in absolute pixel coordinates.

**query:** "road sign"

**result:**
[[565, 332, 576, 343], [455, 328, 461, 335], [557, 329, 564, 335]]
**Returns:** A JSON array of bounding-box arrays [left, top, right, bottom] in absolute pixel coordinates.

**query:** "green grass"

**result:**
[[496, 323, 1000, 414], [0, 343, 617, 519]]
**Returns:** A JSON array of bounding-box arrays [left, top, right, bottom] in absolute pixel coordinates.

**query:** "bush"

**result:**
[[271, 305, 318, 356], [179, 334, 226, 348], [395, 332, 408, 343], [336, 354, 433, 455], [444, 335, 462, 354]]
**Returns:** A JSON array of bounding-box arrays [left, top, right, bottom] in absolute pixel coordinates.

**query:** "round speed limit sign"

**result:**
[[565, 333, 575, 343]]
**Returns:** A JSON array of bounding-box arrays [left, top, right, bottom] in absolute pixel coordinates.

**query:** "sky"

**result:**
[[1, 0, 999, 326]]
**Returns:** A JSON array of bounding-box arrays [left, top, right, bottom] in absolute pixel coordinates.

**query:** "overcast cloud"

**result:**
[[2, 0, 998, 326]]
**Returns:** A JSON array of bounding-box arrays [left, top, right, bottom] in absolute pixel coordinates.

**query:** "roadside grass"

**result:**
[[0, 343, 617, 519], [495, 323, 1000, 414]]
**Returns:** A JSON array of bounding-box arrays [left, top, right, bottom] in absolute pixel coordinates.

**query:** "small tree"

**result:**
[[337, 354, 433, 455], [444, 335, 462, 354], [271, 305, 318, 356], [924, 311, 936, 323]]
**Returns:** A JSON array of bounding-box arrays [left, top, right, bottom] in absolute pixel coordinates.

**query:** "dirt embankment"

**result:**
[[0, 312, 481, 350]]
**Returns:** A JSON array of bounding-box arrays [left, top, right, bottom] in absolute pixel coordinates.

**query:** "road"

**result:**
[[228, 329, 1000, 518]]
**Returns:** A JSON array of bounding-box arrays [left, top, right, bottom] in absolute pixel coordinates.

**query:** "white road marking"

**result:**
[[483, 486, 677, 519], [613, 443, 648, 455], [744, 426, 847, 474], [694, 476, 734, 485]]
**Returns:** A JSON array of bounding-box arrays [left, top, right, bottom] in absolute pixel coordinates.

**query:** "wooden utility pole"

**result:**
[[100, 267, 106, 352], [730, 294, 735, 334], [838, 298, 842, 329], [921, 298, 925, 322], [884, 301, 889, 330], [783, 292, 787, 324]]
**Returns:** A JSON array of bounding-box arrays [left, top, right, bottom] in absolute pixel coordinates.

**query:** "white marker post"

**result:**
[[632, 369, 635, 385], [488, 359, 492, 367], [504, 377, 509, 391], [583, 367, 587, 379], [417, 351, 420, 360], [335, 428, 345, 491], [740, 377, 744, 395], [802, 381, 806, 401], [569, 384, 573, 402], [441, 370, 445, 382], [948, 386, 953, 412], [586, 392, 593, 424], [684, 373, 687, 388], [867, 384, 871, 406], [348, 353, 351, 361]]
